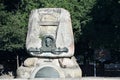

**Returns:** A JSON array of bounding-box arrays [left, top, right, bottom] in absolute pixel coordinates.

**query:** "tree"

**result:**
[[0, 0, 27, 52], [0, 0, 96, 53], [81, 0, 120, 51]]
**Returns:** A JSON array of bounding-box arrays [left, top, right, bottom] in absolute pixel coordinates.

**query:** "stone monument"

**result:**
[[17, 8, 82, 78]]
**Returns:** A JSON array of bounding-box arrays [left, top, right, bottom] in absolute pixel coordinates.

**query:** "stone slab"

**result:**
[[26, 8, 74, 57]]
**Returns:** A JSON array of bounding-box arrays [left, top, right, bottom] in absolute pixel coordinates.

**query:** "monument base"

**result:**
[[17, 57, 82, 78]]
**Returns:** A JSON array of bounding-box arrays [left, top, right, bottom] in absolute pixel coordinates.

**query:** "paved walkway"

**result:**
[[1, 77, 120, 80]]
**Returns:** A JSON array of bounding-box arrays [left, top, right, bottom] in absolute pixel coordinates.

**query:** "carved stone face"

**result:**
[[45, 37, 53, 47]]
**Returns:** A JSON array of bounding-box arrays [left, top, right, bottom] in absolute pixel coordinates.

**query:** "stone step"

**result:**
[[0, 77, 120, 80]]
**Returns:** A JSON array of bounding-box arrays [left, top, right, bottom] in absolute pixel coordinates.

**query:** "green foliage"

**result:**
[[0, 12, 26, 51], [0, 0, 96, 52], [1, 0, 120, 53], [0, 1, 27, 51]]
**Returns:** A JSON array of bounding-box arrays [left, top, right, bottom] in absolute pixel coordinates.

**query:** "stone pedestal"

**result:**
[[17, 57, 82, 78]]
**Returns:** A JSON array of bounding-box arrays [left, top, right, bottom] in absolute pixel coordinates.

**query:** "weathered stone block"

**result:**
[[26, 8, 74, 57]]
